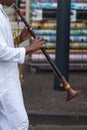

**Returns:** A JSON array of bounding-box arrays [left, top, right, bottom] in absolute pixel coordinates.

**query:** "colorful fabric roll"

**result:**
[[31, 53, 87, 63], [70, 43, 87, 49]]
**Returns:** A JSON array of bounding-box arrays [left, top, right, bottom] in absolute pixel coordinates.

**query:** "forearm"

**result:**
[[25, 46, 34, 55]]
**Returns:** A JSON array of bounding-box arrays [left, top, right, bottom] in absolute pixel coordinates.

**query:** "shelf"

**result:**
[[29, 62, 87, 71]]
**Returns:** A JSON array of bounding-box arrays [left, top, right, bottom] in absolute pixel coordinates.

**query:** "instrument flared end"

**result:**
[[66, 88, 81, 101]]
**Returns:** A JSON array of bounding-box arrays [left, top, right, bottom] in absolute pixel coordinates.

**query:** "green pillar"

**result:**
[[54, 0, 71, 90]]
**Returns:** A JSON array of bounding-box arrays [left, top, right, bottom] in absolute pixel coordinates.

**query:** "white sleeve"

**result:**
[[0, 27, 26, 64], [0, 46, 26, 64]]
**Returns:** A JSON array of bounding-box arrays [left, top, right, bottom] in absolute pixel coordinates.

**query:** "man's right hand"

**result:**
[[25, 36, 47, 55]]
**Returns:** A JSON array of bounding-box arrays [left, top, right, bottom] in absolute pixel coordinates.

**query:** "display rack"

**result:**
[[70, 0, 87, 70], [4, 0, 87, 71], [27, 0, 57, 70], [29, 0, 87, 71]]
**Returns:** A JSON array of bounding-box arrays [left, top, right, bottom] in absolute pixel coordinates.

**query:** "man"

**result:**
[[0, 0, 46, 130]]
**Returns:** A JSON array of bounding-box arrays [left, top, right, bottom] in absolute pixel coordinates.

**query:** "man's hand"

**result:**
[[25, 36, 47, 55], [20, 27, 31, 43]]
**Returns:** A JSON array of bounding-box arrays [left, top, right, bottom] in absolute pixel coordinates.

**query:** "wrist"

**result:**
[[25, 47, 32, 55]]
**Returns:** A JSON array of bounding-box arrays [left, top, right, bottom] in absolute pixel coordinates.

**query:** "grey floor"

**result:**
[[21, 62, 87, 129]]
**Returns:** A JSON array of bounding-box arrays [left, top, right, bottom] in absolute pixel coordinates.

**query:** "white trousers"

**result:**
[[0, 79, 29, 130]]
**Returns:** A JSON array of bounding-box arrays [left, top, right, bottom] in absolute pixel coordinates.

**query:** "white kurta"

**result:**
[[0, 4, 29, 130]]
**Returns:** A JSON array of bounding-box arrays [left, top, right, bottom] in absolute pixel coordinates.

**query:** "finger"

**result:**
[[23, 26, 27, 31], [35, 36, 39, 40], [41, 41, 46, 44], [38, 38, 45, 43]]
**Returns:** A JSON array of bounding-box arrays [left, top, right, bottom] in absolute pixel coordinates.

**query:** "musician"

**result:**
[[0, 0, 46, 130]]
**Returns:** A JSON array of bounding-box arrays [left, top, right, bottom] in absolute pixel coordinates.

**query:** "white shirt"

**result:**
[[0, 4, 26, 98]]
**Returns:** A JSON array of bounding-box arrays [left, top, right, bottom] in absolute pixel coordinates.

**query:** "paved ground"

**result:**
[[29, 125, 87, 130], [20, 62, 87, 129], [21, 62, 87, 115]]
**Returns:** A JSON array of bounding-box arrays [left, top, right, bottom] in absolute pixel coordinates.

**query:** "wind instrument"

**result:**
[[13, 4, 80, 101]]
